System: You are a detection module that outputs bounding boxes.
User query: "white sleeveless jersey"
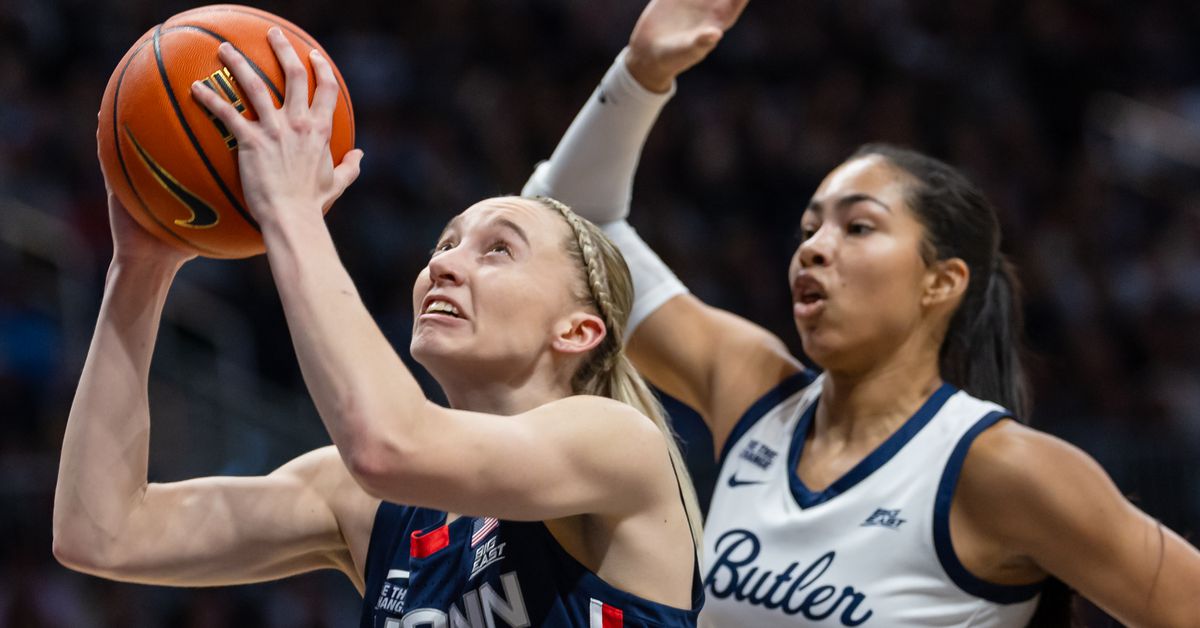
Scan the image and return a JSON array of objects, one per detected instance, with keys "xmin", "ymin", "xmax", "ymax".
[{"xmin": 699, "ymin": 373, "xmax": 1043, "ymax": 627}]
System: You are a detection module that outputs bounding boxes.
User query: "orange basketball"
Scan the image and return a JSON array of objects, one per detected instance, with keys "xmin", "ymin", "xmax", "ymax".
[{"xmin": 97, "ymin": 4, "xmax": 355, "ymax": 259}]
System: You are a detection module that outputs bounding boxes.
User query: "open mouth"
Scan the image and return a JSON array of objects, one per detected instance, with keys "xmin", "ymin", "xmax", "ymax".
[
  {"xmin": 798, "ymin": 289, "xmax": 825, "ymax": 305},
  {"xmin": 792, "ymin": 276, "xmax": 828, "ymax": 318},
  {"xmin": 423, "ymin": 299, "xmax": 464, "ymax": 318}
]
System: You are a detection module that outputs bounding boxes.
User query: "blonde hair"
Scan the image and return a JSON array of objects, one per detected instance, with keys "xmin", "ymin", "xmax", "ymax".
[{"xmin": 532, "ymin": 195, "xmax": 704, "ymax": 559}]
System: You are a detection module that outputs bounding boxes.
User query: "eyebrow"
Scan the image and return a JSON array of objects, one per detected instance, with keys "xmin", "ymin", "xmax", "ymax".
[
  {"xmin": 805, "ymin": 193, "xmax": 893, "ymax": 215},
  {"xmin": 438, "ymin": 215, "xmax": 532, "ymax": 248}
]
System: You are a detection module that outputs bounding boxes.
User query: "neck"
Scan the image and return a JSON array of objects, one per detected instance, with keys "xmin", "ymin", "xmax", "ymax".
[
  {"xmin": 431, "ymin": 358, "xmax": 576, "ymax": 416},
  {"xmin": 816, "ymin": 338, "xmax": 943, "ymax": 443}
]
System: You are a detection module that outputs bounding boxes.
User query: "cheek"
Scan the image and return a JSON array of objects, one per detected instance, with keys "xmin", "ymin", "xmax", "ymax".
[
  {"xmin": 412, "ymin": 269, "xmax": 431, "ymax": 312},
  {"xmin": 842, "ymin": 241, "xmax": 925, "ymax": 310}
]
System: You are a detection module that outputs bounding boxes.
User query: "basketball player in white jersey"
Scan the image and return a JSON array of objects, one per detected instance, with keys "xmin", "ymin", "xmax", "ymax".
[
  {"xmin": 50, "ymin": 7, "xmax": 736, "ymax": 625},
  {"xmin": 523, "ymin": 1, "xmax": 1200, "ymax": 624}
]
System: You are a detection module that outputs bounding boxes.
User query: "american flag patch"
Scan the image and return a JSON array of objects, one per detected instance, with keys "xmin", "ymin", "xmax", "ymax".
[{"xmin": 471, "ymin": 516, "xmax": 499, "ymax": 547}]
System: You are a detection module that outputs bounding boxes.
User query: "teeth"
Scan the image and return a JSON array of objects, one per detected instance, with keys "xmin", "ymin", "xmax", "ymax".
[{"xmin": 425, "ymin": 300, "xmax": 460, "ymax": 316}]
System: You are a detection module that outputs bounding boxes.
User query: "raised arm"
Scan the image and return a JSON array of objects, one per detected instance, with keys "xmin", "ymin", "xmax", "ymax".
[
  {"xmin": 52, "ymin": 193, "xmax": 377, "ymax": 590},
  {"xmin": 955, "ymin": 421, "xmax": 1200, "ymax": 627},
  {"xmin": 189, "ymin": 31, "xmax": 681, "ymax": 522},
  {"xmin": 521, "ymin": 0, "xmax": 802, "ymax": 450}
]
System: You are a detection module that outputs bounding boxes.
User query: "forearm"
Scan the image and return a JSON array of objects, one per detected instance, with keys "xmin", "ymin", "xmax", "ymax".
[
  {"xmin": 522, "ymin": 49, "xmax": 674, "ymax": 223},
  {"xmin": 53, "ymin": 259, "xmax": 179, "ymax": 565},
  {"xmin": 261, "ymin": 210, "xmax": 426, "ymax": 478}
]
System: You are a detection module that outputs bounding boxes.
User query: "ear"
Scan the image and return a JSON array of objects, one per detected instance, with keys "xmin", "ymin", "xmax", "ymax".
[
  {"xmin": 550, "ymin": 312, "xmax": 607, "ymax": 356},
  {"xmin": 922, "ymin": 257, "xmax": 969, "ymax": 309}
]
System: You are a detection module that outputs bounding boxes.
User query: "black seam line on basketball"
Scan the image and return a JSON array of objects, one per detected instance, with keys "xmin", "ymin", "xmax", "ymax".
[
  {"xmin": 206, "ymin": 7, "xmax": 356, "ymax": 146},
  {"xmin": 110, "ymin": 36, "xmax": 221, "ymax": 256},
  {"xmin": 125, "ymin": 126, "xmax": 220, "ymax": 229},
  {"xmin": 160, "ymin": 25, "xmax": 284, "ymax": 105},
  {"xmin": 152, "ymin": 23, "xmax": 261, "ymax": 232}
]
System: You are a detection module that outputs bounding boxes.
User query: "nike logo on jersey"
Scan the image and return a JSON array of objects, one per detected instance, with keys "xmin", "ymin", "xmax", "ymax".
[
  {"xmin": 728, "ymin": 473, "xmax": 765, "ymax": 488},
  {"xmin": 860, "ymin": 508, "xmax": 906, "ymax": 530}
]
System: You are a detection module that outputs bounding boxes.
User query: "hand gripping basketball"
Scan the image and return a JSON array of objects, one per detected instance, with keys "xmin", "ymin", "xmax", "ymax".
[
  {"xmin": 97, "ymin": 6, "xmax": 356, "ymax": 259},
  {"xmin": 190, "ymin": 28, "xmax": 363, "ymax": 232}
]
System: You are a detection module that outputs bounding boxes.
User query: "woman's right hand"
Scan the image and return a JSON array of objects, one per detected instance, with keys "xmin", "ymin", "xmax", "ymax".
[{"xmin": 626, "ymin": 0, "xmax": 750, "ymax": 92}]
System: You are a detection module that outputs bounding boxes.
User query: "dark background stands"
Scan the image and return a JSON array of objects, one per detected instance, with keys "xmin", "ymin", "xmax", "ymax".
[{"xmin": 1, "ymin": 1, "xmax": 1197, "ymax": 625}]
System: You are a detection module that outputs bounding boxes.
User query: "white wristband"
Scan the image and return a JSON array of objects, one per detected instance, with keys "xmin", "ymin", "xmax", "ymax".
[
  {"xmin": 522, "ymin": 48, "xmax": 675, "ymax": 223},
  {"xmin": 601, "ymin": 220, "xmax": 688, "ymax": 337}
]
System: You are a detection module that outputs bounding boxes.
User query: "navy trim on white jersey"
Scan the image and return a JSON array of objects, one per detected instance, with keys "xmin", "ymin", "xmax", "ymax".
[
  {"xmin": 718, "ymin": 370, "xmax": 816, "ymax": 465},
  {"xmin": 932, "ymin": 410, "xmax": 1045, "ymax": 604},
  {"xmin": 787, "ymin": 382, "xmax": 956, "ymax": 509}
]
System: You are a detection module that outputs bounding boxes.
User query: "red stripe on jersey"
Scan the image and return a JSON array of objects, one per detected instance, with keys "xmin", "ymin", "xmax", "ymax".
[
  {"xmin": 602, "ymin": 602, "xmax": 623, "ymax": 628},
  {"xmin": 410, "ymin": 525, "xmax": 449, "ymax": 558}
]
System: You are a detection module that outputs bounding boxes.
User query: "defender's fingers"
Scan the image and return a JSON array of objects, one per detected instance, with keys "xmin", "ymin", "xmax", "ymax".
[
  {"xmin": 216, "ymin": 42, "xmax": 279, "ymax": 122},
  {"xmin": 267, "ymin": 27, "xmax": 310, "ymax": 115},
  {"xmin": 309, "ymin": 49, "xmax": 339, "ymax": 120},
  {"xmin": 191, "ymin": 79, "xmax": 255, "ymax": 139}
]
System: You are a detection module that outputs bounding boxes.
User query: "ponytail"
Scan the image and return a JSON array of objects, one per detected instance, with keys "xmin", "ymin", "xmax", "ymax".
[
  {"xmin": 940, "ymin": 256, "xmax": 1030, "ymax": 418},
  {"xmin": 533, "ymin": 196, "xmax": 705, "ymax": 559}
]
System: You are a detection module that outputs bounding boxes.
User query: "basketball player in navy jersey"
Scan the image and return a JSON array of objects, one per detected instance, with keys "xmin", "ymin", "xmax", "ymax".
[
  {"xmin": 524, "ymin": 2, "xmax": 1200, "ymax": 624},
  {"xmin": 51, "ymin": 2, "xmax": 745, "ymax": 625}
]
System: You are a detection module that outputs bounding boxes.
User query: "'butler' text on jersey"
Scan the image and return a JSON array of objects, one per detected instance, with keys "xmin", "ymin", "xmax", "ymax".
[{"xmin": 698, "ymin": 372, "xmax": 1044, "ymax": 627}]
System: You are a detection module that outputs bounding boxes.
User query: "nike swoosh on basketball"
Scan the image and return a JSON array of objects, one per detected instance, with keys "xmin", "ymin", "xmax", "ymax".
[
  {"xmin": 728, "ymin": 473, "xmax": 765, "ymax": 488},
  {"xmin": 126, "ymin": 126, "xmax": 220, "ymax": 229}
]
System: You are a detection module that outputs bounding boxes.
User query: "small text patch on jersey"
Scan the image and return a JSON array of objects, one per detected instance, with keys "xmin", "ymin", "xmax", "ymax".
[
  {"xmin": 470, "ymin": 536, "xmax": 508, "ymax": 580},
  {"xmin": 738, "ymin": 439, "xmax": 778, "ymax": 469},
  {"xmin": 376, "ymin": 579, "xmax": 408, "ymax": 615},
  {"xmin": 860, "ymin": 509, "xmax": 905, "ymax": 530}
]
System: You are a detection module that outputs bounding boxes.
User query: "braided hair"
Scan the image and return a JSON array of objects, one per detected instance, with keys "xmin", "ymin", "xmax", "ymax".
[{"xmin": 533, "ymin": 195, "xmax": 705, "ymax": 555}]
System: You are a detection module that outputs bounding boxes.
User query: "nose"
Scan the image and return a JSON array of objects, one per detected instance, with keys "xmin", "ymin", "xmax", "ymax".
[
  {"xmin": 797, "ymin": 225, "xmax": 833, "ymax": 268},
  {"xmin": 427, "ymin": 246, "xmax": 466, "ymax": 286}
]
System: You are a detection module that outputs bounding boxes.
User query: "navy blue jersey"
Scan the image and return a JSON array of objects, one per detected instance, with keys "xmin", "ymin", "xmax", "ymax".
[{"xmin": 360, "ymin": 503, "xmax": 702, "ymax": 627}]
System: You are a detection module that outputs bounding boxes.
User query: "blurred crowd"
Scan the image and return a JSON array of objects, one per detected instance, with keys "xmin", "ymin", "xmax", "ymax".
[{"xmin": 2, "ymin": 0, "xmax": 1198, "ymax": 625}]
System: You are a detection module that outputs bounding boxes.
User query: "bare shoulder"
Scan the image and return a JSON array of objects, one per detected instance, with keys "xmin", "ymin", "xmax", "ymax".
[{"xmin": 956, "ymin": 420, "xmax": 1120, "ymax": 551}]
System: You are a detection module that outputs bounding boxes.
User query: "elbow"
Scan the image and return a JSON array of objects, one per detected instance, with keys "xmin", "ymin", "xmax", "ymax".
[
  {"xmin": 336, "ymin": 399, "xmax": 437, "ymax": 500},
  {"xmin": 343, "ymin": 438, "xmax": 412, "ymax": 500},
  {"xmin": 52, "ymin": 530, "xmax": 109, "ymax": 576},
  {"xmin": 51, "ymin": 513, "xmax": 127, "ymax": 577}
]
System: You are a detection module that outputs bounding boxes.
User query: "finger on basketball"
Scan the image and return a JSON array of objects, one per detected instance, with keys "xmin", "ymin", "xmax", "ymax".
[
  {"xmin": 217, "ymin": 42, "xmax": 277, "ymax": 121},
  {"xmin": 310, "ymin": 50, "xmax": 338, "ymax": 119},
  {"xmin": 190, "ymin": 80, "xmax": 253, "ymax": 138},
  {"xmin": 267, "ymin": 27, "xmax": 310, "ymax": 114}
]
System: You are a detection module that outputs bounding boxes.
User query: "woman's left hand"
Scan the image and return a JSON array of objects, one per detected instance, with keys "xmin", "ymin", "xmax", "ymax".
[{"xmin": 190, "ymin": 27, "xmax": 363, "ymax": 231}]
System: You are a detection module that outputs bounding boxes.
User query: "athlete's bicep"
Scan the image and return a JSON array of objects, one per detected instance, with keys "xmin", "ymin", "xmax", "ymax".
[
  {"xmin": 958, "ymin": 423, "xmax": 1200, "ymax": 627},
  {"xmin": 348, "ymin": 396, "xmax": 671, "ymax": 522},
  {"xmin": 628, "ymin": 294, "xmax": 804, "ymax": 452},
  {"xmin": 63, "ymin": 447, "xmax": 369, "ymax": 588}
]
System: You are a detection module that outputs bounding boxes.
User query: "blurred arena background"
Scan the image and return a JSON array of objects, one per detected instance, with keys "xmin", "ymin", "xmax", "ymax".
[{"xmin": 2, "ymin": 0, "xmax": 1198, "ymax": 625}]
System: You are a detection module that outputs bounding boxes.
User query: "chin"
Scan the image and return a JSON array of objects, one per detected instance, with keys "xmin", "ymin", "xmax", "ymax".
[{"xmin": 795, "ymin": 324, "xmax": 848, "ymax": 371}]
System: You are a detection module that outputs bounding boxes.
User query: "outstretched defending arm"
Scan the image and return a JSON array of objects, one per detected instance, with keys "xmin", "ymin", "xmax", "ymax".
[{"xmin": 523, "ymin": 0, "xmax": 802, "ymax": 451}]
